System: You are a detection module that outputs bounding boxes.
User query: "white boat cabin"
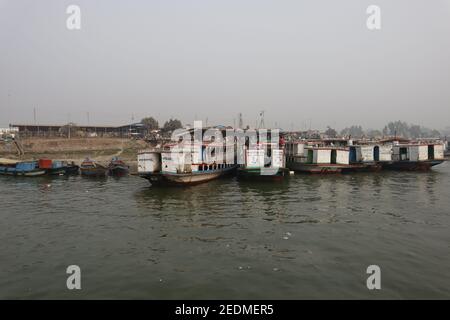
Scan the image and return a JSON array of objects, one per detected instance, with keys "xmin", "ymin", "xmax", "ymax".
[
  {"xmin": 285, "ymin": 142, "xmax": 349, "ymax": 165},
  {"xmin": 244, "ymin": 144, "xmax": 285, "ymax": 169},
  {"xmin": 138, "ymin": 142, "xmax": 236, "ymax": 175},
  {"xmin": 392, "ymin": 143, "xmax": 445, "ymax": 162},
  {"xmin": 349, "ymin": 145, "xmax": 392, "ymax": 163}
]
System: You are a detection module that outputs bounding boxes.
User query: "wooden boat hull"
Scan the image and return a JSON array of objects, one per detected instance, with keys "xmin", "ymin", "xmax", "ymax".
[
  {"xmin": 1, "ymin": 169, "xmax": 47, "ymax": 177},
  {"xmin": 108, "ymin": 165, "xmax": 129, "ymax": 176},
  {"xmin": 343, "ymin": 162, "xmax": 383, "ymax": 173},
  {"xmin": 80, "ymin": 160, "xmax": 107, "ymax": 177},
  {"xmin": 286, "ymin": 162, "xmax": 350, "ymax": 174},
  {"xmin": 140, "ymin": 165, "xmax": 237, "ymax": 186},
  {"xmin": 237, "ymin": 167, "xmax": 289, "ymax": 180},
  {"xmin": 22, "ymin": 170, "xmax": 47, "ymax": 177},
  {"xmin": 46, "ymin": 168, "xmax": 67, "ymax": 175},
  {"xmin": 0, "ymin": 163, "xmax": 46, "ymax": 177},
  {"xmin": 64, "ymin": 165, "xmax": 80, "ymax": 175},
  {"xmin": 382, "ymin": 160, "xmax": 444, "ymax": 171},
  {"xmin": 80, "ymin": 168, "xmax": 107, "ymax": 177}
]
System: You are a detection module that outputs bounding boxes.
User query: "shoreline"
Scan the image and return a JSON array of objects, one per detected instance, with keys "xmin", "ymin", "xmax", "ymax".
[{"xmin": 0, "ymin": 137, "xmax": 146, "ymax": 173}]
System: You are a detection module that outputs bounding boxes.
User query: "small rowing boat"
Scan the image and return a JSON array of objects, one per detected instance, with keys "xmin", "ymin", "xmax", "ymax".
[
  {"xmin": 80, "ymin": 158, "xmax": 107, "ymax": 177},
  {"xmin": 108, "ymin": 157, "xmax": 129, "ymax": 176},
  {"xmin": 0, "ymin": 159, "xmax": 46, "ymax": 177}
]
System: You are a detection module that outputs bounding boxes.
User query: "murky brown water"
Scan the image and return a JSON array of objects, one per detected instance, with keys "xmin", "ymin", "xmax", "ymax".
[{"xmin": 1, "ymin": 162, "xmax": 450, "ymax": 299}]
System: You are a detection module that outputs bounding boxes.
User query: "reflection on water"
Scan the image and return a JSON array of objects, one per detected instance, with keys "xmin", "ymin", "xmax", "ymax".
[{"xmin": 1, "ymin": 162, "xmax": 450, "ymax": 299}]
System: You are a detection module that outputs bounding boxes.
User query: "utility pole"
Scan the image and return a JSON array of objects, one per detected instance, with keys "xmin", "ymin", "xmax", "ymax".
[
  {"xmin": 238, "ymin": 113, "xmax": 243, "ymax": 129},
  {"xmin": 258, "ymin": 110, "xmax": 265, "ymax": 129},
  {"xmin": 34, "ymin": 107, "xmax": 40, "ymax": 137},
  {"xmin": 130, "ymin": 113, "xmax": 135, "ymax": 138},
  {"xmin": 67, "ymin": 113, "xmax": 71, "ymax": 139}
]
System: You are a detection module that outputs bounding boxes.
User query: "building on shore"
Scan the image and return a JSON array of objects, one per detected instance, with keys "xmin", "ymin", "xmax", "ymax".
[
  {"xmin": 0, "ymin": 127, "xmax": 19, "ymax": 136},
  {"xmin": 9, "ymin": 123, "xmax": 147, "ymax": 138}
]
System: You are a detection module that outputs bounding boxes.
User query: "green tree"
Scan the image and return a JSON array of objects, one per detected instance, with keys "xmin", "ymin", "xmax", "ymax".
[
  {"xmin": 367, "ymin": 129, "xmax": 383, "ymax": 139},
  {"xmin": 162, "ymin": 118, "xmax": 183, "ymax": 133},
  {"xmin": 141, "ymin": 117, "xmax": 159, "ymax": 131},
  {"xmin": 340, "ymin": 125, "xmax": 365, "ymax": 138},
  {"xmin": 324, "ymin": 126, "xmax": 337, "ymax": 138},
  {"xmin": 383, "ymin": 121, "xmax": 409, "ymax": 138}
]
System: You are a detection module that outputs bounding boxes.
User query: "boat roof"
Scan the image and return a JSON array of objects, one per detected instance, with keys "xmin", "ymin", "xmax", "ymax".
[
  {"xmin": 306, "ymin": 146, "xmax": 349, "ymax": 151},
  {"xmin": 0, "ymin": 158, "xmax": 20, "ymax": 165}
]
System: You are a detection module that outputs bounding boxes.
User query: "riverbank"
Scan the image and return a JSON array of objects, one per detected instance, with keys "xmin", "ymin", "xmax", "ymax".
[{"xmin": 0, "ymin": 138, "xmax": 148, "ymax": 172}]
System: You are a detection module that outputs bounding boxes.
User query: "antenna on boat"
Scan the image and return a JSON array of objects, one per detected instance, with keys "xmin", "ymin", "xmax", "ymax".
[{"xmin": 258, "ymin": 110, "xmax": 265, "ymax": 129}]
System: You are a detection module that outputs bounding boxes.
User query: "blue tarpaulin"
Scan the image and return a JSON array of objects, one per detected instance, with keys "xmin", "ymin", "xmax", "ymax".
[
  {"xmin": 52, "ymin": 161, "xmax": 64, "ymax": 168},
  {"xmin": 16, "ymin": 162, "xmax": 37, "ymax": 171}
]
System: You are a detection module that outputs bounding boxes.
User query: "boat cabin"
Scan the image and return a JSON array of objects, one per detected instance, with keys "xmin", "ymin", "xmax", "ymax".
[
  {"xmin": 392, "ymin": 143, "xmax": 445, "ymax": 162},
  {"xmin": 138, "ymin": 141, "xmax": 236, "ymax": 175},
  {"xmin": 286, "ymin": 141, "xmax": 349, "ymax": 165},
  {"xmin": 243, "ymin": 144, "xmax": 285, "ymax": 169},
  {"xmin": 349, "ymin": 145, "xmax": 392, "ymax": 163}
]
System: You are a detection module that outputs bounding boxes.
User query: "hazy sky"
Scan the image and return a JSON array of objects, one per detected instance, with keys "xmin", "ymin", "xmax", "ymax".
[{"xmin": 1, "ymin": 0, "xmax": 450, "ymax": 130}]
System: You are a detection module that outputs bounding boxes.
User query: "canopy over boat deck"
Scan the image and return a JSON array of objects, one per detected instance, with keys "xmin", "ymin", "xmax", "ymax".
[{"xmin": 0, "ymin": 158, "xmax": 20, "ymax": 165}]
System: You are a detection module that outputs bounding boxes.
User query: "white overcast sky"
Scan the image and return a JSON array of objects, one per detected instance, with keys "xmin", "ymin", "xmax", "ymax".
[{"xmin": 1, "ymin": 0, "xmax": 450, "ymax": 130}]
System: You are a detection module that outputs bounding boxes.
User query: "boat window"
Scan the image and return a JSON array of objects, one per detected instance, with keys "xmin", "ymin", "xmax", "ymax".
[
  {"xmin": 400, "ymin": 147, "xmax": 408, "ymax": 161},
  {"xmin": 428, "ymin": 145, "xmax": 435, "ymax": 160}
]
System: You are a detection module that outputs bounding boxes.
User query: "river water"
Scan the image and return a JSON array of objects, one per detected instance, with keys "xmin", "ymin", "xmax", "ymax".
[{"xmin": 1, "ymin": 162, "xmax": 450, "ymax": 299}]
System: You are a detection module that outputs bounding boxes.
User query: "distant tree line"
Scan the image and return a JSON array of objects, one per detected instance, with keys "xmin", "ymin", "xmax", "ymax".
[
  {"xmin": 326, "ymin": 121, "xmax": 443, "ymax": 139},
  {"xmin": 140, "ymin": 117, "xmax": 183, "ymax": 134}
]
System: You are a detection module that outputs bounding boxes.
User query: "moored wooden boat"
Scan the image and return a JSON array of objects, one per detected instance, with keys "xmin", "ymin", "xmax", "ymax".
[
  {"xmin": 138, "ymin": 141, "xmax": 238, "ymax": 186},
  {"xmin": 382, "ymin": 143, "xmax": 446, "ymax": 171},
  {"xmin": 80, "ymin": 158, "xmax": 107, "ymax": 177},
  {"xmin": 285, "ymin": 142, "xmax": 353, "ymax": 174},
  {"xmin": 142, "ymin": 164, "xmax": 237, "ymax": 186},
  {"xmin": 237, "ymin": 143, "xmax": 289, "ymax": 180},
  {"xmin": 237, "ymin": 166, "xmax": 290, "ymax": 180},
  {"xmin": 382, "ymin": 159, "xmax": 444, "ymax": 171},
  {"xmin": 108, "ymin": 157, "xmax": 129, "ymax": 176},
  {"xmin": 345, "ymin": 144, "xmax": 391, "ymax": 172},
  {"xmin": 64, "ymin": 163, "xmax": 80, "ymax": 175},
  {"xmin": 42, "ymin": 159, "xmax": 65, "ymax": 175},
  {"xmin": 0, "ymin": 160, "xmax": 46, "ymax": 177},
  {"xmin": 35, "ymin": 159, "xmax": 80, "ymax": 176}
]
